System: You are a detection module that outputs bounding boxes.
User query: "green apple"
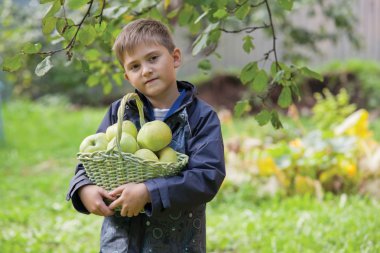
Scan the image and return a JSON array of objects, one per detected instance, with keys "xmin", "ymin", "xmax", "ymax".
[
  {"xmin": 137, "ymin": 120, "xmax": 172, "ymax": 152},
  {"xmin": 107, "ymin": 133, "xmax": 139, "ymax": 153},
  {"xmin": 79, "ymin": 133, "xmax": 108, "ymax": 153},
  {"xmin": 134, "ymin": 148, "xmax": 159, "ymax": 161},
  {"xmin": 157, "ymin": 147, "xmax": 178, "ymax": 163},
  {"xmin": 105, "ymin": 120, "xmax": 138, "ymax": 141}
]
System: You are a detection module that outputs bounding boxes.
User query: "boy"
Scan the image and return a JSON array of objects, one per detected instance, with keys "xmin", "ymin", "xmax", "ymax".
[{"xmin": 66, "ymin": 19, "xmax": 225, "ymax": 252}]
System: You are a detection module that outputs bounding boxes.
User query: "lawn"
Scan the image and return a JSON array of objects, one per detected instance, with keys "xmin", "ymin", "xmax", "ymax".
[{"xmin": 0, "ymin": 99, "xmax": 379, "ymax": 252}]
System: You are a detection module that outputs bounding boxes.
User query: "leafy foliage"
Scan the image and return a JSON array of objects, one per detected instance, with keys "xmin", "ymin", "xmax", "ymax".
[
  {"xmin": 223, "ymin": 90, "xmax": 380, "ymax": 197},
  {"xmin": 0, "ymin": 0, "xmax": 358, "ymax": 128},
  {"xmin": 312, "ymin": 88, "xmax": 356, "ymax": 130}
]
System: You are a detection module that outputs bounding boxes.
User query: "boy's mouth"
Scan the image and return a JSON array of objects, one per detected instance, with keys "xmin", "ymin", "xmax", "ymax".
[{"xmin": 145, "ymin": 78, "xmax": 158, "ymax": 84}]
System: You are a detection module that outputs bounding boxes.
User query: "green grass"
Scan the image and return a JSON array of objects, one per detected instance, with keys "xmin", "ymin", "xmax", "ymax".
[
  {"xmin": 1, "ymin": 99, "xmax": 379, "ymax": 252},
  {"xmin": 369, "ymin": 117, "xmax": 380, "ymax": 142},
  {"xmin": 208, "ymin": 183, "xmax": 380, "ymax": 252}
]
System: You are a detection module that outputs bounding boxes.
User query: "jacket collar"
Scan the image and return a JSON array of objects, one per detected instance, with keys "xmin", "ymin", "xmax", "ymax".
[{"xmin": 132, "ymin": 81, "xmax": 196, "ymax": 121}]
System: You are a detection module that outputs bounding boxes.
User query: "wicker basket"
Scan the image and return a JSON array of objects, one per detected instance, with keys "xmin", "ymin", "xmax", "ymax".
[{"xmin": 77, "ymin": 93, "xmax": 189, "ymax": 192}]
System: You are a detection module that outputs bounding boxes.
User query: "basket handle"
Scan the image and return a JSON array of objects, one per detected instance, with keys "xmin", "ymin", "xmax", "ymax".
[{"xmin": 115, "ymin": 93, "xmax": 145, "ymax": 152}]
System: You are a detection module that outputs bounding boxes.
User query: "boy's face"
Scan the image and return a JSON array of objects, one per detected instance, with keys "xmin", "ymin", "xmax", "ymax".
[{"xmin": 122, "ymin": 43, "xmax": 181, "ymax": 107}]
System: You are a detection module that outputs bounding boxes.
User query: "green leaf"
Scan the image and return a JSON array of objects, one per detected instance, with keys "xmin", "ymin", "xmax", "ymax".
[
  {"xmin": 42, "ymin": 16, "xmax": 57, "ymax": 35},
  {"xmin": 95, "ymin": 22, "xmax": 107, "ymax": 34},
  {"xmin": 270, "ymin": 61, "xmax": 288, "ymax": 76},
  {"xmin": 39, "ymin": 0, "xmax": 55, "ymax": 4},
  {"xmin": 235, "ymin": 4, "xmax": 250, "ymax": 20},
  {"xmin": 204, "ymin": 22, "xmax": 220, "ymax": 33},
  {"xmin": 112, "ymin": 73, "xmax": 123, "ymax": 86},
  {"xmin": 80, "ymin": 60, "xmax": 90, "ymax": 73},
  {"xmin": 148, "ymin": 7, "xmax": 162, "ymax": 20},
  {"xmin": 278, "ymin": 86, "xmax": 292, "ymax": 108},
  {"xmin": 178, "ymin": 4, "xmax": 193, "ymax": 26},
  {"xmin": 290, "ymin": 85, "xmax": 301, "ymax": 101},
  {"xmin": 216, "ymin": 0, "xmax": 229, "ymax": 8},
  {"xmin": 67, "ymin": 0, "xmax": 88, "ymax": 10},
  {"xmin": 243, "ymin": 35, "xmax": 254, "ymax": 53},
  {"xmin": 56, "ymin": 18, "xmax": 66, "ymax": 35},
  {"xmin": 194, "ymin": 10, "xmax": 209, "ymax": 24},
  {"xmin": 56, "ymin": 18, "xmax": 74, "ymax": 35},
  {"xmin": 300, "ymin": 66, "xmax": 323, "ymax": 81},
  {"xmin": 85, "ymin": 49, "xmax": 101, "ymax": 61},
  {"xmin": 167, "ymin": 8, "xmax": 180, "ymax": 19},
  {"xmin": 192, "ymin": 33, "xmax": 208, "ymax": 56},
  {"xmin": 93, "ymin": 0, "xmax": 106, "ymax": 17},
  {"xmin": 272, "ymin": 69, "xmax": 285, "ymax": 84},
  {"xmin": 240, "ymin": 62, "xmax": 258, "ymax": 84},
  {"xmin": 213, "ymin": 9, "xmax": 228, "ymax": 19},
  {"xmin": 103, "ymin": 77, "xmax": 113, "ymax": 94},
  {"xmin": 62, "ymin": 26, "xmax": 76, "ymax": 41},
  {"xmin": 213, "ymin": 52, "xmax": 222, "ymax": 60},
  {"xmin": 78, "ymin": 25, "xmax": 97, "ymax": 46},
  {"xmin": 251, "ymin": 70, "xmax": 268, "ymax": 93},
  {"xmin": 35, "ymin": 56, "xmax": 53, "ymax": 77},
  {"xmin": 208, "ymin": 30, "xmax": 221, "ymax": 44},
  {"xmin": 45, "ymin": 0, "xmax": 62, "ymax": 17},
  {"xmin": 271, "ymin": 111, "xmax": 283, "ymax": 129},
  {"xmin": 198, "ymin": 59, "xmax": 212, "ymax": 71},
  {"xmin": 87, "ymin": 75, "xmax": 99, "ymax": 87},
  {"xmin": 192, "ymin": 22, "xmax": 219, "ymax": 48},
  {"xmin": 255, "ymin": 109, "xmax": 271, "ymax": 126},
  {"xmin": 234, "ymin": 100, "xmax": 251, "ymax": 117},
  {"xmin": 22, "ymin": 43, "xmax": 42, "ymax": 54},
  {"xmin": 277, "ymin": 0, "xmax": 293, "ymax": 11},
  {"xmin": 2, "ymin": 55, "xmax": 23, "ymax": 72}
]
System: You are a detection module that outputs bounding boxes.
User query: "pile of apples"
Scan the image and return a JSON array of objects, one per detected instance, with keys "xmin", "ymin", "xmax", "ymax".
[{"xmin": 79, "ymin": 120, "xmax": 178, "ymax": 163}]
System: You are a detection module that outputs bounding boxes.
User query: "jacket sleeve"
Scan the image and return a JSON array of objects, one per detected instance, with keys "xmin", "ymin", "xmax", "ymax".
[
  {"xmin": 66, "ymin": 104, "xmax": 115, "ymax": 214},
  {"xmin": 144, "ymin": 108, "xmax": 225, "ymax": 216}
]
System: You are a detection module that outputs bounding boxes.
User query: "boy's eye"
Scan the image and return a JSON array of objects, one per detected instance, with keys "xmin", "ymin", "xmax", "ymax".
[
  {"xmin": 130, "ymin": 64, "xmax": 140, "ymax": 71},
  {"xmin": 149, "ymin": 55, "xmax": 158, "ymax": 62}
]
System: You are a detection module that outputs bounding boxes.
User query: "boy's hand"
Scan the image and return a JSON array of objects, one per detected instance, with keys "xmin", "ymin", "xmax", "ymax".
[
  {"xmin": 108, "ymin": 183, "xmax": 151, "ymax": 217},
  {"xmin": 78, "ymin": 185, "xmax": 115, "ymax": 217}
]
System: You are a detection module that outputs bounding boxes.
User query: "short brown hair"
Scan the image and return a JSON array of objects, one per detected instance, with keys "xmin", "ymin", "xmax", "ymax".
[{"xmin": 113, "ymin": 19, "xmax": 176, "ymax": 66}]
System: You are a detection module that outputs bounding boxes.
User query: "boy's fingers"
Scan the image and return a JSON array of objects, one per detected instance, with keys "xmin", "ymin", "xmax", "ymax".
[
  {"xmin": 120, "ymin": 206, "xmax": 128, "ymax": 217},
  {"xmin": 99, "ymin": 188, "xmax": 116, "ymax": 200},
  {"xmin": 99, "ymin": 203, "xmax": 114, "ymax": 216},
  {"xmin": 108, "ymin": 198, "xmax": 122, "ymax": 210},
  {"xmin": 109, "ymin": 185, "xmax": 125, "ymax": 196}
]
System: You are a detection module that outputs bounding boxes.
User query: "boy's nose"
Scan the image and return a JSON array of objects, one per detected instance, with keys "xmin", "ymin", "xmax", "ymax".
[{"xmin": 142, "ymin": 66, "xmax": 153, "ymax": 76}]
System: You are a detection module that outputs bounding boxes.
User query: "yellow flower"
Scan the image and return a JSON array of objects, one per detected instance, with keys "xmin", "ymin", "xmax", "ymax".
[
  {"xmin": 123, "ymin": 15, "xmax": 134, "ymax": 22},
  {"xmin": 334, "ymin": 109, "xmax": 372, "ymax": 138},
  {"xmin": 340, "ymin": 160, "xmax": 357, "ymax": 178},
  {"xmin": 257, "ymin": 157, "xmax": 277, "ymax": 177},
  {"xmin": 289, "ymin": 138, "xmax": 303, "ymax": 148}
]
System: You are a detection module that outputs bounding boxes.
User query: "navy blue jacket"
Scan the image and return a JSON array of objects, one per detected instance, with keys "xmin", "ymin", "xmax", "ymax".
[{"xmin": 66, "ymin": 81, "xmax": 225, "ymax": 252}]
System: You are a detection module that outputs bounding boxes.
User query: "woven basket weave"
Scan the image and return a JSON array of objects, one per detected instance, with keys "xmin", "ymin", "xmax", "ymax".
[{"xmin": 77, "ymin": 93, "xmax": 189, "ymax": 192}]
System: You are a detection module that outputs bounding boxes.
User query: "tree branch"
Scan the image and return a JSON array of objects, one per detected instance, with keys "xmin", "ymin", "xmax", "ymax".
[
  {"xmin": 228, "ymin": 0, "xmax": 265, "ymax": 13},
  {"xmin": 38, "ymin": 0, "xmax": 94, "ymax": 57},
  {"xmin": 264, "ymin": 0, "xmax": 280, "ymax": 71},
  {"xmin": 251, "ymin": 1, "xmax": 282, "ymax": 107},
  {"xmin": 95, "ymin": 0, "xmax": 106, "ymax": 24},
  {"xmin": 228, "ymin": 0, "xmax": 249, "ymax": 13},
  {"xmin": 131, "ymin": 5, "xmax": 156, "ymax": 16},
  {"xmin": 251, "ymin": 1, "xmax": 266, "ymax": 8},
  {"xmin": 220, "ymin": 24, "xmax": 269, "ymax": 33}
]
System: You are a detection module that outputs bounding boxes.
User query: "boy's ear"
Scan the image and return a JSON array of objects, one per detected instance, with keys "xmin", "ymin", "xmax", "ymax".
[
  {"xmin": 124, "ymin": 73, "xmax": 129, "ymax": 81},
  {"xmin": 172, "ymin": 48, "xmax": 182, "ymax": 68}
]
